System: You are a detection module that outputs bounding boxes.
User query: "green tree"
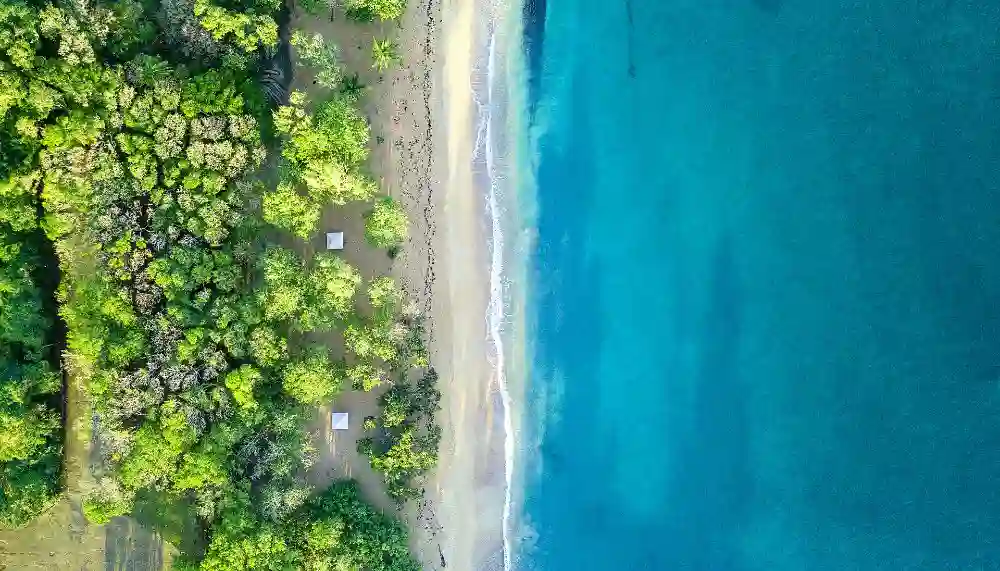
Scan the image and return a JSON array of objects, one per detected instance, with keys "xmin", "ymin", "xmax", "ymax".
[
  {"xmin": 281, "ymin": 346, "xmax": 342, "ymax": 404},
  {"xmin": 301, "ymin": 160, "xmax": 377, "ymax": 205},
  {"xmin": 0, "ymin": 463, "xmax": 60, "ymax": 528},
  {"xmin": 118, "ymin": 401, "xmax": 197, "ymax": 490},
  {"xmin": 224, "ymin": 365, "xmax": 261, "ymax": 411},
  {"xmin": 300, "ymin": 253, "xmax": 361, "ymax": 329},
  {"xmin": 273, "ymin": 92, "xmax": 375, "ymax": 207},
  {"xmin": 346, "ymin": 362, "xmax": 385, "ymax": 392},
  {"xmin": 199, "ymin": 491, "xmax": 301, "ymax": 571},
  {"xmin": 313, "ymin": 96, "xmax": 371, "ymax": 168},
  {"xmin": 262, "ymin": 182, "xmax": 320, "ymax": 239},
  {"xmin": 344, "ymin": 0, "xmax": 407, "ymax": 22},
  {"xmin": 260, "ymin": 247, "xmax": 306, "ymax": 322},
  {"xmin": 193, "ymin": 0, "xmax": 278, "ymax": 53},
  {"xmin": 82, "ymin": 478, "xmax": 134, "ymax": 525},
  {"xmin": 364, "ymin": 196, "xmax": 408, "ymax": 248},
  {"xmin": 0, "ymin": 407, "xmax": 57, "ymax": 462},
  {"xmin": 290, "ymin": 30, "xmax": 341, "ymax": 89},
  {"xmin": 249, "ymin": 326, "xmax": 288, "ymax": 368},
  {"xmin": 305, "ymin": 481, "xmax": 419, "ymax": 570},
  {"xmin": 174, "ymin": 426, "xmax": 237, "ymax": 493}
]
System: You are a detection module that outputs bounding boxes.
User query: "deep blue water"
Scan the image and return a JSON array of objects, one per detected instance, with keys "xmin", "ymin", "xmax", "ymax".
[{"xmin": 517, "ymin": 1, "xmax": 1000, "ymax": 569}]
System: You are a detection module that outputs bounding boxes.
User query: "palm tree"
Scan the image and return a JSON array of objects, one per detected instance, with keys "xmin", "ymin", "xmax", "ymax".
[
  {"xmin": 371, "ymin": 38, "xmax": 400, "ymax": 72},
  {"xmin": 127, "ymin": 54, "xmax": 172, "ymax": 86}
]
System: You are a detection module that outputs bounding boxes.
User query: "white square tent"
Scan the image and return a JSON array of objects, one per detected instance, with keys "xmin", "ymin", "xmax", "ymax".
[
  {"xmin": 331, "ymin": 412, "xmax": 349, "ymax": 431},
  {"xmin": 326, "ymin": 231, "xmax": 344, "ymax": 250}
]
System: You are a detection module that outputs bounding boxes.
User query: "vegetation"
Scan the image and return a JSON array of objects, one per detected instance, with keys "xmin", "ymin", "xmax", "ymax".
[
  {"xmin": 359, "ymin": 369, "xmax": 440, "ymax": 502},
  {"xmin": 264, "ymin": 91, "xmax": 376, "ymax": 238},
  {"xmin": 371, "ymin": 38, "xmax": 401, "ymax": 72},
  {"xmin": 340, "ymin": 72, "xmax": 367, "ymax": 102},
  {"xmin": 0, "ymin": 1, "xmax": 66, "ymax": 526},
  {"xmin": 290, "ymin": 30, "xmax": 341, "ymax": 90},
  {"xmin": 353, "ymin": 278, "xmax": 438, "ymax": 502},
  {"xmin": 0, "ymin": 0, "xmax": 437, "ymax": 563},
  {"xmin": 365, "ymin": 196, "xmax": 409, "ymax": 248},
  {"xmin": 344, "ymin": 0, "xmax": 406, "ymax": 22},
  {"xmin": 0, "ymin": 231, "xmax": 62, "ymax": 527}
]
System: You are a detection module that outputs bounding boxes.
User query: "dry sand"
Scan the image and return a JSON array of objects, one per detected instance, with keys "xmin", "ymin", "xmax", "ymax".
[{"xmin": 411, "ymin": 0, "xmax": 509, "ymax": 568}]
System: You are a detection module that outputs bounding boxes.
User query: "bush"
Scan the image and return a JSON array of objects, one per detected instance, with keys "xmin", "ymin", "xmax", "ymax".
[
  {"xmin": 364, "ymin": 197, "xmax": 408, "ymax": 248},
  {"xmin": 0, "ymin": 462, "xmax": 60, "ymax": 528},
  {"xmin": 344, "ymin": 0, "xmax": 406, "ymax": 21},
  {"xmin": 83, "ymin": 480, "xmax": 134, "ymax": 525},
  {"xmin": 371, "ymin": 38, "xmax": 401, "ymax": 72}
]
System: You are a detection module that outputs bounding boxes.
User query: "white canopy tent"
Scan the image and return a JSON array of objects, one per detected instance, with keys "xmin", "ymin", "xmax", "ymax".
[
  {"xmin": 326, "ymin": 231, "xmax": 344, "ymax": 250},
  {"xmin": 331, "ymin": 412, "xmax": 349, "ymax": 431}
]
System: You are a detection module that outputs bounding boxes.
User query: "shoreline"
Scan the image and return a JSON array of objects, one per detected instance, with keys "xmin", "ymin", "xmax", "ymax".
[
  {"xmin": 406, "ymin": 0, "xmax": 509, "ymax": 568},
  {"xmin": 392, "ymin": 0, "xmax": 512, "ymax": 568}
]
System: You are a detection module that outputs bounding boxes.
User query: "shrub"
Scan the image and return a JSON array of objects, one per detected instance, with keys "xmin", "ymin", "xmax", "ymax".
[
  {"xmin": 281, "ymin": 346, "xmax": 342, "ymax": 404},
  {"xmin": 364, "ymin": 197, "xmax": 408, "ymax": 248},
  {"xmin": 344, "ymin": 0, "xmax": 406, "ymax": 21},
  {"xmin": 371, "ymin": 37, "xmax": 401, "ymax": 71},
  {"xmin": 290, "ymin": 30, "xmax": 341, "ymax": 89}
]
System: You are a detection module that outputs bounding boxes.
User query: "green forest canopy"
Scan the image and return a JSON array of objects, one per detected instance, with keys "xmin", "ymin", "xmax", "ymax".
[{"xmin": 0, "ymin": 0, "xmax": 434, "ymax": 567}]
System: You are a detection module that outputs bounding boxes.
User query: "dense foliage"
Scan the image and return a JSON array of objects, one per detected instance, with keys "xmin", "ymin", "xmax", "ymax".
[
  {"xmin": 365, "ymin": 196, "xmax": 408, "ymax": 248},
  {"xmin": 354, "ymin": 278, "xmax": 438, "ymax": 502},
  {"xmin": 0, "ymin": 1, "xmax": 67, "ymax": 527},
  {"xmin": 180, "ymin": 480, "xmax": 417, "ymax": 571},
  {"xmin": 344, "ymin": 0, "xmax": 406, "ymax": 22},
  {"xmin": 359, "ymin": 369, "xmax": 439, "ymax": 502},
  {"xmin": 0, "ymin": 228, "xmax": 62, "ymax": 527},
  {"xmin": 0, "ymin": 0, "xmax": 433, "ymax": 566},
  {"xmin": 263, "ymin": 91, "xmax": 376, "ymax": 238}
]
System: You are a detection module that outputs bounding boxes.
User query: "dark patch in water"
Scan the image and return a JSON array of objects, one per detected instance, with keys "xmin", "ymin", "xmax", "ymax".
[
  {"xmin": 753, "ymin": 0, "xmax": 783, "ymax": 14},
  {"xmin": 661, "ymin": 234, "xmax": 752, "ymax": 568},
  {"xmin": 625, "ymin": 0, "xmax": 636, "ymax": 78},
  {"xmin": 522, "ymin": 0, "xmax": 546, "ymax": 111}
]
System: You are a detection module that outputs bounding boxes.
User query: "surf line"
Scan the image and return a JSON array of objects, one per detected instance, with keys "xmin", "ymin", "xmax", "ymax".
[{"xmin": 474, "ymin": 20, "xmax": 517, "ymax": 571}]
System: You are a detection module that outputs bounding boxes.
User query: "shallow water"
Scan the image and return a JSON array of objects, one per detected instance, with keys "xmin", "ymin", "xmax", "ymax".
[{"xmin": 515, "ymin": 0, "xmax": 1000, "ymax": 569}]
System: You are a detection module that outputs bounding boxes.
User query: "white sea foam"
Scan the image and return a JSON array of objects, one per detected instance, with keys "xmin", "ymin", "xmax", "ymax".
[
  {"xmin": 472, "ymin": 9, "xmax": 514, "ymax": 571},
  {"xmin": 475, "ymin": 30, "xmax": 514, "ymax": 571},
  {"xmin": 471, "ymin": 1, "xmax": 534, "ymax": 568}
]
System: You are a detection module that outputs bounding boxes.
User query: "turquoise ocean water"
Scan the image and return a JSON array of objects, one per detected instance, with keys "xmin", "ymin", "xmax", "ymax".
[{"xmin": 508, "ymin": 0, "xmax": 1000, "ymax": 569}]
